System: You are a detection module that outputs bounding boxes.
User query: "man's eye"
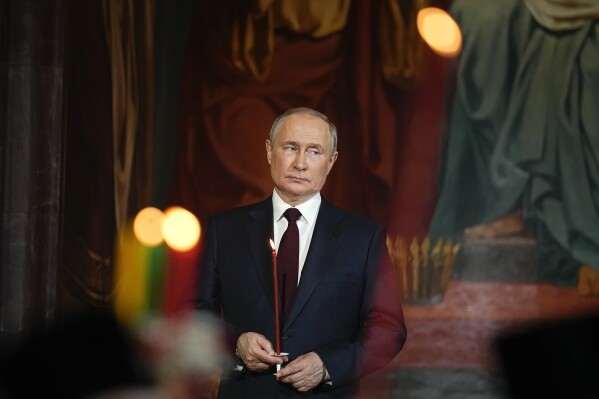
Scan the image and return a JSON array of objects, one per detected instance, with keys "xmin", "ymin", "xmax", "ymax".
[
  {"xmin": 307, "ymin": 149, "xmax": 320, "ymax": 156},
  {"xmin": 283, "ymin": 146, "xmax": 297, "ymax": 152}
]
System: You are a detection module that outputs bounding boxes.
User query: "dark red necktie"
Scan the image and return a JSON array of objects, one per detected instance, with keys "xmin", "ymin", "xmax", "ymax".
[{"xmin": 278, "ymin": 208, "xmax": 301, "ymax": 317}]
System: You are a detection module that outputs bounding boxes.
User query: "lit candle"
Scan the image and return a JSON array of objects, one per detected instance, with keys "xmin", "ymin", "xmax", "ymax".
[
  {"xmin": 162, "ymin": 207, "xmax": 201, "ymax": 317},
  {"xmin": 147, "ymin": 243, "xmax": 166, "ymax": 313},
  {"xmin": 114, "ymin": 223, "xmax": 148, "ymax": 327},
  {"xmin": 269, "ymin": 239, "xmax": 281, "ymax": 355}
]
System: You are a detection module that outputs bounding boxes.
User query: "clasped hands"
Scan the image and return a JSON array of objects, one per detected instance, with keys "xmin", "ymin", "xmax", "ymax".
[{"xmin": 236, "ymin": 332, "xmax": 325, "ymax": 392}]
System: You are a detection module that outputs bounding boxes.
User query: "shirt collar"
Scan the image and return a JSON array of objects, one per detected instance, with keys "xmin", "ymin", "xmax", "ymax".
[{"xmin": 272, "ymin": 190, "xmax": 321, "ymax": 226}]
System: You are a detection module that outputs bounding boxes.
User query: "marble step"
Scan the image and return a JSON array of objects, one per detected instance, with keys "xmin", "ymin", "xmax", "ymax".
[
  {"xmin": 394, "ymin": 281, "xmax": 599, "ymax": 369},
  {"xmin": 361, "ymin": 367, "xmax": 509, "ymax": 399}
]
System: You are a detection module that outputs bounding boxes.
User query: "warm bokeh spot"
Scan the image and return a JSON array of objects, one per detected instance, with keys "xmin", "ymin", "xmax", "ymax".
[
  {"xmin": 162, "ymin": 206, "xmax": 201, "ymax": 252},
  {"xmin": 133, "ymin": 207, "xmax": 165, "ymax": 247},
  {"xmin": 417, "ymin": 7, "xmax": 462, "ymax": 57}
]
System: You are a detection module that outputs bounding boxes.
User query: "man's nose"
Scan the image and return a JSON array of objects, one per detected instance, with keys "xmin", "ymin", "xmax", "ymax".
[{"xmin": 293, "ymin": 152, "xmax": 307, "ymax": 171}]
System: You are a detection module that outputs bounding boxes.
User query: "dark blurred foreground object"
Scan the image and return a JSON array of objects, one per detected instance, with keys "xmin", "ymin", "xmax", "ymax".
[
  {"xmin": 0, "ymin": 311, "xmax": 153, "ymax": 399},
  {"xmin": 495, "ymin": 313, "xmax": 599, "ymax": 399}
]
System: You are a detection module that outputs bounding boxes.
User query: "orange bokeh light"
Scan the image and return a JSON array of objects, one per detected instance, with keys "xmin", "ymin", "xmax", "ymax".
[
  {"xmin": 133, "ymin": 207, "xmax": 165, "ymax": 247},
  {"xmin": 162, "ymin": 206, "xmax": 201, "ymax": 252},
  {"xmin": 417, "ymin": 7, "xmax": 462, "ymax": 58}
]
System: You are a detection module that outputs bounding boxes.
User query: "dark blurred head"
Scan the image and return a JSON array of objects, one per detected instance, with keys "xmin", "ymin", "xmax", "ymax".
[
  {"xmin": 495, "ymin": 312, "xmax": 599, "ymax": 399},
  {"xmin": 0, "ymin": 311, "xmax": 153, "ymax": 399}
]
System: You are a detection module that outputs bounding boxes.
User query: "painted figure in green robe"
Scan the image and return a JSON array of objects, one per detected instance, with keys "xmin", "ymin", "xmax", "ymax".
[{"xmin": 429, "ymin": 0, "xmax": 599, "ymax": 291}]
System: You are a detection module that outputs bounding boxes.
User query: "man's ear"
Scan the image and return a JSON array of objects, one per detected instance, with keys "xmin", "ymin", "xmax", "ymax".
[
  {"xmin": 327, "ymin": 151, "xmax": 338, "ymax": 174},
  {"xmin": 266, "ymin": 140, "xmax": 272, "ymax": 164}
]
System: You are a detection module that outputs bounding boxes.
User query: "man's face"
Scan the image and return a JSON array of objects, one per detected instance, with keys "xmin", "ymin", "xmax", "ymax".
[{"xmin": 266, "ymin": 114, "xmax": 338, "ymax": 206}]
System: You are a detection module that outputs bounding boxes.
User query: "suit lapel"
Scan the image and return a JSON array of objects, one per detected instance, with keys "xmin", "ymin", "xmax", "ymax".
[
  {"xmin": 283, "ymin": 199, "xmax": 345, "ymax": 329},
  {"xmin": 245, "ymin": 199, "xmax": 276, "ymax": 312}
]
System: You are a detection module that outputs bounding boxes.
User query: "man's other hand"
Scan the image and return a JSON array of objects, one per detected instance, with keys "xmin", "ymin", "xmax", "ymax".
[{"xmin": 276, "ymin": 351, "xmax": 325, "ymax": 392}]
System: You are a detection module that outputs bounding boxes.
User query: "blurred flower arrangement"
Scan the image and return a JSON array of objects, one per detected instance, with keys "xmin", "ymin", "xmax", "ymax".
[{"xmin": 133, "ymin": 312, "xmax": 230, "ymax": 399}]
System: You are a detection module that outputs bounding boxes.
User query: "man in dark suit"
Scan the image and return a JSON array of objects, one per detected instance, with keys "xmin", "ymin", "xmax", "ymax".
[{"xmin": 197, "ymin": 107, "xmax": 406, "ymax": 397}]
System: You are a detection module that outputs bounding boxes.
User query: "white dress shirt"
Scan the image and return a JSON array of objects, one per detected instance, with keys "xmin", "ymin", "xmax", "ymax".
[{"xmin": 272, "ymin": 190, "xmax": 321, "ymax": 285}]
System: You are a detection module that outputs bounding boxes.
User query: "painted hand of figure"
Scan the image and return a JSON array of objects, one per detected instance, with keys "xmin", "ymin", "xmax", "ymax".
[
  {"xmin": 236, "ymin": 332, "xmax": 285, "ymax": 372},
  {"xmin": 276, "ymin": 351, "xmax": 325, "ymax": 392}
]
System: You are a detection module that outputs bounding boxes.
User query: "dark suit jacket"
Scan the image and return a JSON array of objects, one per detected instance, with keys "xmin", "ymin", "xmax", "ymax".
[{"xmin": 197, "ymin": 197, "xmax": 407, "ymax": 398}]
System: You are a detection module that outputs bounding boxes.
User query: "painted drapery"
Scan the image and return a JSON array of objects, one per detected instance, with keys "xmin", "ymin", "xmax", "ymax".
[
  {"xmin": 62, "ymin": 0, "xmax": 153, "ymax": 307},
  {"xmin": 168, "ymin": 0, "xmax": 436, "ymax": 231}
]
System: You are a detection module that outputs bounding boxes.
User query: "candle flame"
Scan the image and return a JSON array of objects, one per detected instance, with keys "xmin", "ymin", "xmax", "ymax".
[
  {"xmin": 269, "ymin": 239, "xmax": 276, "ymax": 251},
  {"xmin": 417, "ymin": 7, "xmax": 462, "ymax": 57},
  {"xmin": 133, "ymin": 207, "xmax": 165, "ymax": 247},
  {"xmin": 162, "ymin": 206, "xmax": 201, "ymax": 252}
]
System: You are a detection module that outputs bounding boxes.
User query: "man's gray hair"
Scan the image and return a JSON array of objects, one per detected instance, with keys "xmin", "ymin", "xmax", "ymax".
[{"xmin": 268, "ymin": 107, "xmax": 338, "ymax": 154}]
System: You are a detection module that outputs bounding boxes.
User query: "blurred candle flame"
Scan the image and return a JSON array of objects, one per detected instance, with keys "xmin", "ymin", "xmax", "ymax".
[
  {"xmin": 162, "ymin": 206, "xmax": 201, "ymax": 252},
  {"xmin": 417, "ymin": 7, "xmax": 462, "ymax": 57},
  {"xmin": 133, "ymin": 207, "xmax": 165, "ymax": 247}
]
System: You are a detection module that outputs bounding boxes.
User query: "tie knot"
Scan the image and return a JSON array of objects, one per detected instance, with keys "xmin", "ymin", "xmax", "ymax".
[{"xmin": 283, "ymin": 208, "xmax": 302, "ymax": 223}]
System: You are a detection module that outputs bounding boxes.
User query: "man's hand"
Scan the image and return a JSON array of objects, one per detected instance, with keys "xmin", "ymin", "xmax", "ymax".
[
  {"xmin": 236, "ymin": 332, "xmax": 285, "ymax": 372},
  {"xmin": 276, "ymin": 352, "xmax": 325, "ymax": 392}
]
